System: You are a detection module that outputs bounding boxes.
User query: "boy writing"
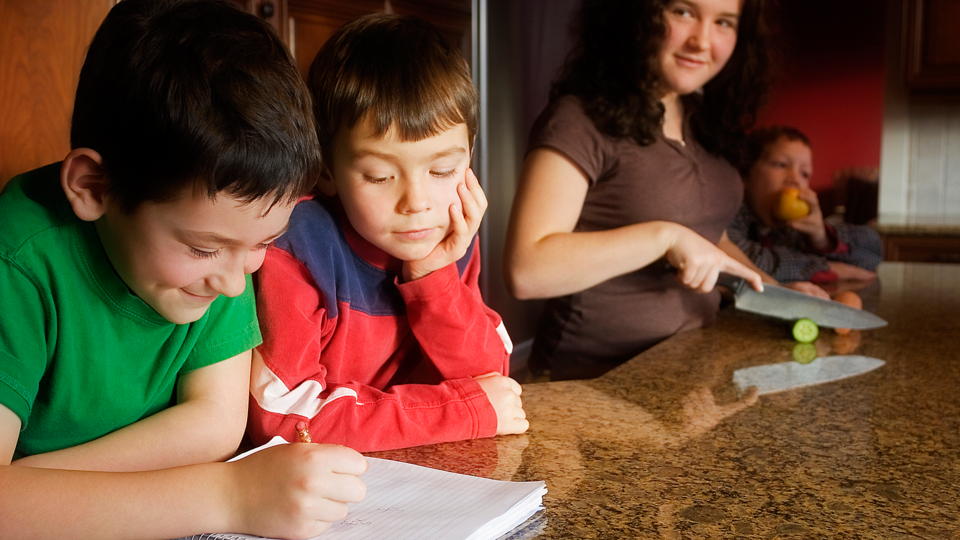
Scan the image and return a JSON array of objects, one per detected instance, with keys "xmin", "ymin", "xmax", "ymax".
[
  {"xmin": 0, "ymin": 1, "xmax": 365, "ymax": 538},
  {"xmin": 728, "ymin": 126, "xmax": 882, "ymax": 285},
  {"xmin": 249, "ymin": 14, "xmax": 528, "ymax": 452}
]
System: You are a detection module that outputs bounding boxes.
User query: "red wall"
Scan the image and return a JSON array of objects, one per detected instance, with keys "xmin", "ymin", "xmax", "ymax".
[{"xmin": 756, "ymin": 1, "xmax": 887, "ymax": 192}]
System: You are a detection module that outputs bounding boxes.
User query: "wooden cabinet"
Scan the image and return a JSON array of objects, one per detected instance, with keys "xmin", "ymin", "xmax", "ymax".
[
  {"xmin": 286, "ymin": 0, "xmax": 383, "ymax": 79},
  {"xmin": 0, "ymin": 1, "xmax": 471, "ymax": 188},
  {"xmin": 237, "ymin": 0, "xmax": 471, "ymax": 81},
  {"xmin": 286, "ymin": 0, "xmax": 470, "ymax": 80},
  {"xmin": 0, "ymin": 0, "xmax": 115, "ymax": 187},
  {"xmin": 392, "ymin": 0, "xmax": 471, "ymax": 52},
  {"xmin": 883, "ymin": 234, "xmax": 960, "ymax": 263},
  {"xmin": 903, "ymin": 0, "xmax": 960, "ymax": 91},
  {"xmin": 230, "ymin": 0, "xmax": 289, "ymax": 39}
]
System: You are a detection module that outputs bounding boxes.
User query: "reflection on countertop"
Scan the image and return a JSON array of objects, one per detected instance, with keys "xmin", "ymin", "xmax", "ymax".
[{"xmin": 370, "ymin": 262, "xmax": 960, "ymax": 538}]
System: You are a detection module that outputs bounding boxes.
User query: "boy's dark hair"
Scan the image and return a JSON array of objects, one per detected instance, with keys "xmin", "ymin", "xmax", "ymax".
[
  {"xmin": 71, "ymin": 0, "xmax": 319, "ymax": 211},
  {"xmin": 551, "ymin": 0, "xmax": 773, "ymax": 164},
  {"xmin": 307, "ymin": 13, "xmax": 477, "ymax": 169},
  {"xmin": 740, "ymin": 125, "xmax": 811, "ymax": 176}
]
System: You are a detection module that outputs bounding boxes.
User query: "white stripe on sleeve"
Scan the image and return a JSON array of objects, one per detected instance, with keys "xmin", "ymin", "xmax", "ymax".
[{"xmin": 250, "ymin": 353, "xmax": 359, "ymax": 417}]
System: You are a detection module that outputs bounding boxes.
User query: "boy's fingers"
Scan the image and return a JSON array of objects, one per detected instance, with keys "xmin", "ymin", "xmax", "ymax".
[
  {"xmin": 457, "ymin": 182, "xmax": 480, "ymax": 225},
  {"xmin": 326, "ymin": 473, "xmax": 367, "ymax": 503},
  {"xmin": 466, "ymin": 168, "xmax": 488, "ymax": 211},
  {"xmin": 310, "ymin": 499, "xmax": 351, "ymax": 523},
  {"xmin": 318, "ymin": 446, "xmax": 368, "ymax": 475},
  {"xmin": 448, "ymin": 202, "xmax": 467, "ymax": 241}
]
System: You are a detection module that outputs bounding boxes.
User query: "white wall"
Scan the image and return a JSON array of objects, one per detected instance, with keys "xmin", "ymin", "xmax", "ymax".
[{"xmin": 879, "ymin": 0, "xmax": 960, "ymax": 225}]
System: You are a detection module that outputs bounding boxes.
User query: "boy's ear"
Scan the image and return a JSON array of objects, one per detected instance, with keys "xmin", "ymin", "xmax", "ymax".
[
  {"xmin": 317, "ymin": 164, "xmax": 337, "ymax": 197},
  {"xmin": 60, "ymin": 148, "xmax": 111, "ymax": 222}
]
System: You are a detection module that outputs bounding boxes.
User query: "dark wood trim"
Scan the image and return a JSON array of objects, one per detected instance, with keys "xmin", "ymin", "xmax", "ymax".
[
  {"xmin": 287, "ymin": 0, "xmax": 384, "ymax": 20},
  {"xmin": 903, "ymin": 0, "xmax": 960, "ymax": 92},
  {"xmin": 883, "ymin": 233, "xmax": 960, "ymax": 263}
]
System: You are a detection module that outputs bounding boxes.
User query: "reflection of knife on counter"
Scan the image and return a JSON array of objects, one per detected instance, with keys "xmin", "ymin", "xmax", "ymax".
[
  {"xmin": 717, "ymin": 274, "xmax": 887, "ymax": 330},
  {"xmin": 733, "ymin": 355, "xmax": 885, "ymax": 395}
]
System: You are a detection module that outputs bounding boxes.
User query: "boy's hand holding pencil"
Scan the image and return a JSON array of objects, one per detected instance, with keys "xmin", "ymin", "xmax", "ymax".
[
  {"xmin": 228, "ymin": 424, "xmax": 367, "ymax": 538},
  {"xmin": 296, "ymin": 421, "xmax": 312, "ymax": 443}
]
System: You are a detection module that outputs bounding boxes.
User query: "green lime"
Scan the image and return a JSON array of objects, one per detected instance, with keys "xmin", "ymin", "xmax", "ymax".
[
  {"xmin": 791, "ymin": 318, "xmax": 819, "ymax": 343},
  {"xmin": 792, "ymin": 343, "xmax": 817, "ymax": 364}
]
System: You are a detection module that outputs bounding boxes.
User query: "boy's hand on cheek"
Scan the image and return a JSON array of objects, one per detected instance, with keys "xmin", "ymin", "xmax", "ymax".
[
  {"xmin": 785, "ymin": 187, "xmax": 829, "ymax": 250},
  {"xmin": 402, "ymin": 168, "xmax": 488, "ymax": 282}
]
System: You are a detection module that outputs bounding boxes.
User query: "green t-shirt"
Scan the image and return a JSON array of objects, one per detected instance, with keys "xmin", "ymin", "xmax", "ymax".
[{"xmin": 0, "ymin": 164, "xmax": 262, "ymax": 457}]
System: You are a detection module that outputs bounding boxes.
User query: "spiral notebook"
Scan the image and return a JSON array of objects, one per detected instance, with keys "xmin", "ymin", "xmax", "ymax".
[{"xmin": 178, "ymin": 437, "xmax": 546, "ymax": 540}]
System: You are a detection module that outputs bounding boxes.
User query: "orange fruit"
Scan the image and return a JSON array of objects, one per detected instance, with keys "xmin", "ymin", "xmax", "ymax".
[
  {"xmin": 831, "ymin": 290, "xmax": 863, "ymax": 335},
  {"xmin": 775, "ymin": 187, "xmax": 810, "ymax": 221}
]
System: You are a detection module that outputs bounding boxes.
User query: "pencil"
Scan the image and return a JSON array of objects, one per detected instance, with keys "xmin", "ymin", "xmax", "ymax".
[{"xmin": 295, "ymin": 421, "xmax": 312, "ymax": 443}]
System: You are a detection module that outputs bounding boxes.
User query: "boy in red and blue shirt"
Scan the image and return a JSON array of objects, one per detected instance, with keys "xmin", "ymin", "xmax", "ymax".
[{"xmin": 249, "ymin": 14, "xmax": 528, "ymax": 452}]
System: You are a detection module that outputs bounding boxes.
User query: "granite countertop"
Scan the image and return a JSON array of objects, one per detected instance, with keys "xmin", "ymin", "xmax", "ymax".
[{"xmin": 371, "ymin": 262, "xmax": 960, "ymax": 538}]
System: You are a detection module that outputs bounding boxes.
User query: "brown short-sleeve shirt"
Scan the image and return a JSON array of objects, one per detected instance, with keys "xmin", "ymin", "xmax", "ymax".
[{"xmin": 528, "ymin": 96, "xmax": 743, "ymax": 379}]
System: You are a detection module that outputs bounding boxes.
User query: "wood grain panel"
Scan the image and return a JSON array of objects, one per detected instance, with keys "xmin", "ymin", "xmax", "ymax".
[
  {"xmin": 903, "ymin": 0, "xmax": 960, "ymax": 91},
  {"xmin": 391, "ymin": 0, "xmax": 470, "ymax": 51},
  {"xmin": 883, "ymin": 234, "xmax": 960, "ymax": 263},
  {"xmin": 0, "ymin": 0, "xmax": 114, "ymax": 187},
  {"xmin": 288, "ymin": 0, "xmax": 384, "ymax": 79}
]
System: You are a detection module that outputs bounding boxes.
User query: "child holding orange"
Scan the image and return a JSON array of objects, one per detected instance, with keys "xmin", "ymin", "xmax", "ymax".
[{"xmin": 727, "ymin": 126, "xmax": 882, "ymax": 284}]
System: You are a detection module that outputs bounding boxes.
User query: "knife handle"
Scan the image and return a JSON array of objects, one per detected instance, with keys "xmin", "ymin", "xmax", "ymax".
[{"xmin": 716, "ymin": 273, "xmax": 745, "ymax": 294}]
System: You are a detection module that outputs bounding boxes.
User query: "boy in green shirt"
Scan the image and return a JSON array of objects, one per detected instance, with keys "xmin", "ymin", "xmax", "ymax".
[{"xmin": 0, "ymin": 1, "xmax": 365, "ymax": 538}]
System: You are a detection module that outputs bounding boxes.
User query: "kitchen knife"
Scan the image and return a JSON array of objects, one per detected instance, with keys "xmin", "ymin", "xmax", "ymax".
[
  {"xmin": 717, "ymin": 274, "xmax": 887, "ymax": 330},
  {"xmin": 732, "ymin": 355, "xmax": 885, "ymax": 395}
]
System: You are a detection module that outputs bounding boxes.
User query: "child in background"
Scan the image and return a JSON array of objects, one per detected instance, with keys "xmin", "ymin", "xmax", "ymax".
[
  {"xmin": 727, "ymin": 126, "xmax": 882, "ymax": 284},
  {"xmin": 0, "ymin": 1, "xmax": 365, "ymax": 538},
  {"xmin": 249, "ymin": 14, "xmax": 527, "ymax": 452}
]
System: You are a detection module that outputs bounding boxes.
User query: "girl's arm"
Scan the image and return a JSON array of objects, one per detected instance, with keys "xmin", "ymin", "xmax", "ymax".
[{"xmin": 504, "ymin": 148, "xmax": 761, "ymax": 299}]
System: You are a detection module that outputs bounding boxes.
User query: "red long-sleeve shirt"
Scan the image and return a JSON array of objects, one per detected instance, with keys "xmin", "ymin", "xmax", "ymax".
[{"xmin": 248, "ymin": 199, "xmax": 512, "ymax": 452}]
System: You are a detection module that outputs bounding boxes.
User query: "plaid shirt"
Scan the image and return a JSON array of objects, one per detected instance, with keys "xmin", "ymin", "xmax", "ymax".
[{"xmin": 727, "ymin": 204, "xmax": 883, "ymax": 283}]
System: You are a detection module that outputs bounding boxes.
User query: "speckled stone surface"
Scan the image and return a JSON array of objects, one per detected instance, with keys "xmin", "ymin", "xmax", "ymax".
[{"xmin": 370, "ymin": 263, "xmax": 960, "ymax": 538}]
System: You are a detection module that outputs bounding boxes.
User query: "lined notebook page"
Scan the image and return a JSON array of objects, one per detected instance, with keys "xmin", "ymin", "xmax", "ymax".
[{"xmin": 179, "ymin": 437, "xmax": 546, "ymax": 540}]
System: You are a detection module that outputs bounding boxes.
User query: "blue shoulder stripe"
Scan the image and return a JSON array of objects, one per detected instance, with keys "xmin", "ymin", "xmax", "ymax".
[{"xmin": 273, "ymin": 200, "xmax": 404, "ymax": 318}]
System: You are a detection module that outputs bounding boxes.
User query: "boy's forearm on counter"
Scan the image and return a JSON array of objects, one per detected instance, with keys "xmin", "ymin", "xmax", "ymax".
[
  {"xmin": 16, "ymin": 351, "xmax": 251, "ymax": 472},
  {"xmin": 14, "ymin": 395, "xmax": 245, "ymax": 472},
  {"xmin": 0, "ymin": 461, "xmax": 234, "ymax": 539}
]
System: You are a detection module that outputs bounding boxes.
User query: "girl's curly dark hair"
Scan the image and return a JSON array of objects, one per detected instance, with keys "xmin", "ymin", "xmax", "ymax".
[{"xmin": 550, "ymin": 0, "xmax": 774, "ymax": 164}]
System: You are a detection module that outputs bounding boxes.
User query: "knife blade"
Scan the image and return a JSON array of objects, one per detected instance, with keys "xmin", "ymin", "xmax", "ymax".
[
  {"xmin": 732, "ymin": 355, "xmax": 885, "ymax": 395},
  {"xmin": 717, "ymin": 274, "xmax": 887, "ymax": 330}
]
